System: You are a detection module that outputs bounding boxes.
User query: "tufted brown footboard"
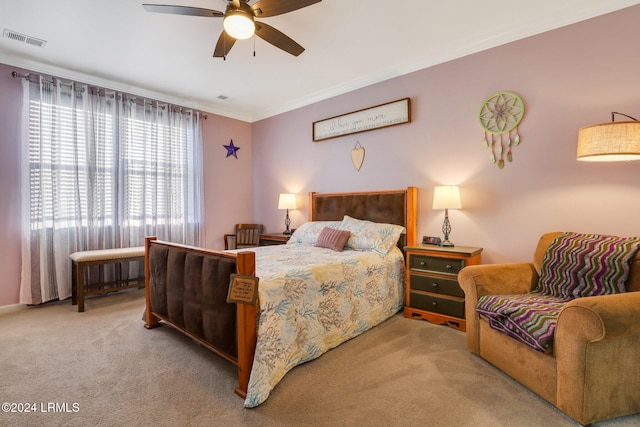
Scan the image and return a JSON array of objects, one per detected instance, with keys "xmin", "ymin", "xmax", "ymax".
[
  {"xmin": 142, "ymin": 188, "xmax": 417, "ymax": 403},
  {"xmin": 143, "ymin": 237, "xmax": 257, "ymax": 398}
]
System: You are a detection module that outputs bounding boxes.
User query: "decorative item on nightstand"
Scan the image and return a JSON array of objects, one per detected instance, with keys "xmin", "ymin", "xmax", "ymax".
[
  {"xmin": 278, "ymin": 193, "xmax": 297, "ymax": 235},
  {"xmin": 432, "ymin": 185, "xmax": 461, "ymax": 247},
  {"xmin": 577, "ymin": 112, "xmax": 640, "ymax": 162}
]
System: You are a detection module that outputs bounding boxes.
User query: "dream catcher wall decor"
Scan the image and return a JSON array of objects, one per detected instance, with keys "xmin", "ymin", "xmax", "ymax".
[{"xmin": 478, "ymin": 91, "xmax": 525, "ymax": 169}]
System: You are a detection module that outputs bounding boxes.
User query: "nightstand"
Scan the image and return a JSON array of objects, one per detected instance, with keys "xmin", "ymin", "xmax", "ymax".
[
  {"xmin": 259, "ymin": 233, "xmax": 291, "ymax": 246},
  {"xmin": 403, "ymin": 244, "xmax": 482, "ymax": 331}
]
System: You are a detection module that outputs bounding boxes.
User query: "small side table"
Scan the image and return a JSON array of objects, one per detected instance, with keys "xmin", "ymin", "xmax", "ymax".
[
  {"xmin": 259, "ymin": 233, "xmax": 291, "ymax": 246},
  {"xmin": 403, "ymin": 243, "xmax": 482, "ymax": 331}
]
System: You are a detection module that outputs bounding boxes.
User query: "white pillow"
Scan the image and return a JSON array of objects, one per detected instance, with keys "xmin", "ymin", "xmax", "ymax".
[
  {"xmin": 287, "ymin": 221, "xmax": 343, "ymax": 245},
  {"xmin": 339, "ymin": 215, "xmax": 405, "ymax": 256}
]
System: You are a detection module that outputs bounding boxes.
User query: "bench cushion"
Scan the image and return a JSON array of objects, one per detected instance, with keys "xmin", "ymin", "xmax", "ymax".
[{"xmin": 69, "ymin": 247, "xmax": 145, "ymax": 262}]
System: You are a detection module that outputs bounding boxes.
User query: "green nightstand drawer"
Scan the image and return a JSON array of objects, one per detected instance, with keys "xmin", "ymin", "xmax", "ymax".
[
  {"xmin": 409, "ymin": 292, "xmax": 465, "ymax": 318},
  {"xmin": 410, "ymin": 274, "xmax": 464, "ymax": 298},
  {"xmin": 409, "ymin": 254, "xmax": 465, "ymax": 275}
]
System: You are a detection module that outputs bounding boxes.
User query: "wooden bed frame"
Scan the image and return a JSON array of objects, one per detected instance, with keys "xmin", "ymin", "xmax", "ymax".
[{"xmin": 144, "ymin": 187, "xmax": 417, "ymax": 399}]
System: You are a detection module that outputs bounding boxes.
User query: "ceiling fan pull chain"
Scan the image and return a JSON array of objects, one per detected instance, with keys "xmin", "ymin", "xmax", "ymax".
[{"xmin": 253, "ymin": 33, "xmax": 256, "ymax": 57}]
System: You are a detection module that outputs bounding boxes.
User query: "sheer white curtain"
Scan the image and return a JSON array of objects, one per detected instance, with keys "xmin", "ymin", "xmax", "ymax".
[{"xmin": 20, "ymin": 75, "xmax": 204, "ymax": 304}]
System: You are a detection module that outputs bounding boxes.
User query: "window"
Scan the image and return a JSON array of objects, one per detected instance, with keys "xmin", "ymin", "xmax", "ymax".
[
  {"xmin": 20, "ymin": 76, "xmax": 204, "ymax": 304},
  {"xmin": 27, "ymin": 94, "xmax": 201, "ymax": 232}
]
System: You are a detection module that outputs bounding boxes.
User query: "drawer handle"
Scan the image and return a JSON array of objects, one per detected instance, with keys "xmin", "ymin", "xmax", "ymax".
[
  {"xmin": 420, "ymin": 261, "xmax": 427, "ymax": 266},
  {"xmin": 431, "ymin": 301, "xmax": 438, "ymax": 307},
  {"xmin": 431, "ymin": 283, "xmax": 439, "ymax": 288},
  {"xmin": 446, "ymin": 264, "xmax": 453, "ymax": 270}
]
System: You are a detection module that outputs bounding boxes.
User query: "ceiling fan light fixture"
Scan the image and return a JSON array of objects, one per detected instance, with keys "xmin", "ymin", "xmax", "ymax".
[
  {"xmin": 223, "ymin": 10, "xmax": 255, "ymax": 40},
  {"xmin": 143, "ymin": 0, "xmax": 321, "ymax": 57}
]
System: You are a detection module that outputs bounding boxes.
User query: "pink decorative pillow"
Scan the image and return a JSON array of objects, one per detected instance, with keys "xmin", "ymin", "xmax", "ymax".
[{"xmin": 316, "ymin": 227, "xmax": 351, "ymax": 252}]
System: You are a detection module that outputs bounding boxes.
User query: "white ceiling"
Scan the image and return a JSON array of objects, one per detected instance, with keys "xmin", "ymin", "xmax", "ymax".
[{"xmin": 1, "ymin": 0, "xmax": 639, "ymax": 122}]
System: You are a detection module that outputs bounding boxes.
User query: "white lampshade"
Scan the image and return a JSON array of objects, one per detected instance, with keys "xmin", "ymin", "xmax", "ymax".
[
  {"xmin": 278, "ymin": 193, "xmax": 297, "ymax": 210},
  {"xmin": 432, "ymin": 186, "xmax": 462, "ymax": 210},
  {"xmin": 223, "ymin": 10, "xmax": 255, "ymax": 40},
  {"xmin": 577, "ymin": 121, "xmax": 640, "ymax": 162}
]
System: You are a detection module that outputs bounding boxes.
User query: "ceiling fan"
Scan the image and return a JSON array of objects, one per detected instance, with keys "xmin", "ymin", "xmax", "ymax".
[{"xmin": 143, "ymin": 0, "xmax": 322, "ymax": 59}]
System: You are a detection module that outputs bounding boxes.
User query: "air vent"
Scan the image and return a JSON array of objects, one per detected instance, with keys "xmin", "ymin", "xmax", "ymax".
[
  {"xmin": 3, "ymin": 29, "xmax": 46, "ymax": 48},
  {"xmin": 217, "ymin": 95, "xmax": 229, "ymax": 100}
]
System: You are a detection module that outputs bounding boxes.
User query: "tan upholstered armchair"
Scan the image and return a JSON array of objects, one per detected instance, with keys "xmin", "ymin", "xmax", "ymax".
[{"xmin": 459, "ymin": 232, "xmax": 640, "ymax": 425}]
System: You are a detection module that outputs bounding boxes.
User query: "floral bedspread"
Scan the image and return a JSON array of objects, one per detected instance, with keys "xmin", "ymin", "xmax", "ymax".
[{"xmin": 239, "ymin": 243, "xmax": 405, "ymax": 407}]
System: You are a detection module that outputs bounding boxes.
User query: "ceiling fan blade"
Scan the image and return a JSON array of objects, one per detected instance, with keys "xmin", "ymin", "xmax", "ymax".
[
  {"xmin": 251, "ymin": 0, "xmax": 321, "ymax": 18},
  {"xmin": 255, "ymin": 22, "xmax": 304, "ymax": 56},
  {"xmin": 143, "ymin": 4, "xmax": 223, "ymax": 17},
  {"xmin": 213, "ymin": 31, "xmax": 237, "ymax": 58}
]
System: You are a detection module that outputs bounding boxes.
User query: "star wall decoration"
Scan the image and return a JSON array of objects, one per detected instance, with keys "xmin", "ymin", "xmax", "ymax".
[{"xmin": 223, "ymin": 139, "xmax": 240, "ymax": 159}]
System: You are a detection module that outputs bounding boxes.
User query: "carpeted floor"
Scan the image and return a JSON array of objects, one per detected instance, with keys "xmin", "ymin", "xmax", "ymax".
[{"xmin": 1, "ymin": 289, "xmax": 639, "ymax": 427}]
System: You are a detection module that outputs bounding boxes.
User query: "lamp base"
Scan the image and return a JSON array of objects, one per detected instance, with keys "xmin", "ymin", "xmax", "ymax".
[
  {"xmin": 439, "ymin": 240, "xmax": 454, "ymax": 247},
  {"xmin": 282, "ymin": 210, "xmax": 292, "ymax": 235},
  {"xmin": 440, "ymin": 210, "xmax": 454, "ymax": 247}
]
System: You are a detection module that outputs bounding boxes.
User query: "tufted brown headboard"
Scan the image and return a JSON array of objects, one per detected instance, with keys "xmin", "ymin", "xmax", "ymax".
[{"xmin": 308, "ymin": 187, "xmax": 417, "ymax": 249}]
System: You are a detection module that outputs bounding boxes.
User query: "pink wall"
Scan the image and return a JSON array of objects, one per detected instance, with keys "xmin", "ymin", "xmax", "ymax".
[
  {"xmin": 0, "ymin": 63, "xmax": 252, "ymax": 306},
  {"xmin": 202, "ymin": 113, "xmax": 253, "ymax": 249},
  {"xmin": 251, "ymin": 5, "xmax": 640, "ymax": 263}
]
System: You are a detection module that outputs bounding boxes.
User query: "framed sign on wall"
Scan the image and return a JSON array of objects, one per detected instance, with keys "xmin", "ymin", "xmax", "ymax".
[{"xmin": 312, "ymin": 98, "xmax": 411, "ymax": 142}]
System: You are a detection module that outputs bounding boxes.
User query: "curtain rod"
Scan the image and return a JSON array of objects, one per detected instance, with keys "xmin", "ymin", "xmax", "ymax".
[
  {"xmin": 11, "ymin": 71, "xmax": 29, "ymax": 79},
  {"xmin": 10, "ymin": 70, "xmax": 208, "ymax": 119}
]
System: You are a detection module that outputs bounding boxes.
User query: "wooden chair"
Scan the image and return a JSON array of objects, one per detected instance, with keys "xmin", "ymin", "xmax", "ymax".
[{"xmin": 224, "ymin": 224, "xmax": 264, "ymax": 250}]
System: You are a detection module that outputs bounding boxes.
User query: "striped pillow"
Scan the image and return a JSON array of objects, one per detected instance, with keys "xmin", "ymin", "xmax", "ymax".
[
  {"xmin": 288, "ymin": 221, "xmax": 343, "ymax": 245},
  {"xmin": 315, "ymin": 227, "xmax": 351, "ymax": 252},
  {"xmin": 533, "ymin": 232, "xmax": 640, "ymax": 299}
]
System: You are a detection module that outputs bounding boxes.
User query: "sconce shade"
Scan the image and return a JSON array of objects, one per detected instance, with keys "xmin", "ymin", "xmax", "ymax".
[
  {"xmin": 278, "ymin": 193, "xmax": 297, "ymax": 210},
  {"xmin": 432, "ymin": 186, "xmax": 462, "ymax": 209},
  {"xmin": 577, "ymin": 121, "xmax": 640, "ymax": 162},
  {"xmin": 223, "ymin": 9, "xmax": 255, "ymax": 40}
]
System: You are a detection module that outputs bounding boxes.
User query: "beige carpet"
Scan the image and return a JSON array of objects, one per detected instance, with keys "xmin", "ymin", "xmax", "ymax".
[{"xmin": 1, "ymin": 289, "xmax": 638, "ymax": 427}]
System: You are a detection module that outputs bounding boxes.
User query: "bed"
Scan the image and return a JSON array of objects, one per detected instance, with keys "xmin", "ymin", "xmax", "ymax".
[{"xmin": 144, "ymin": 187, "xmax": 417, "ymax": 407}]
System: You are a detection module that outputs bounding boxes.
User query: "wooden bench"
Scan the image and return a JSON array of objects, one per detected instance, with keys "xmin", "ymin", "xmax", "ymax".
[{"xmin": 70, "ymin": 247, "xmax": 145, "ymax": 312}]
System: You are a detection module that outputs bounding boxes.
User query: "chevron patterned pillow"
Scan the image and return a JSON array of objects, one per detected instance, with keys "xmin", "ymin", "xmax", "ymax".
[{"xmin": 533, "ymin": 232, "xmax": 640, "ymax": 299}]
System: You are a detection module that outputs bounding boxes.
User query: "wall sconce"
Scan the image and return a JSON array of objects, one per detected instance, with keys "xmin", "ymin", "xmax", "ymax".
[
  {"xmin": 432, "ymin": 186, "xmax": 462, "ymax": 247},
  {"xmin": 577, "ymin": 112, "xmax": 640, "ymax": 162},
  {"xmin": 278, "ymin": 193, "xmax": 297, "ymax": 235}
]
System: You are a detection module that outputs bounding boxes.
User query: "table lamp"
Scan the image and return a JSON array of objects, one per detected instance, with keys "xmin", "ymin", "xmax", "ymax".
[
  {"xmin": 432, "ymin": 185, "xmax": 461, "ymax": 247},
  {"xmin": 278, "ymin": 193, "xmax": 297, "ymax": 235}
]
